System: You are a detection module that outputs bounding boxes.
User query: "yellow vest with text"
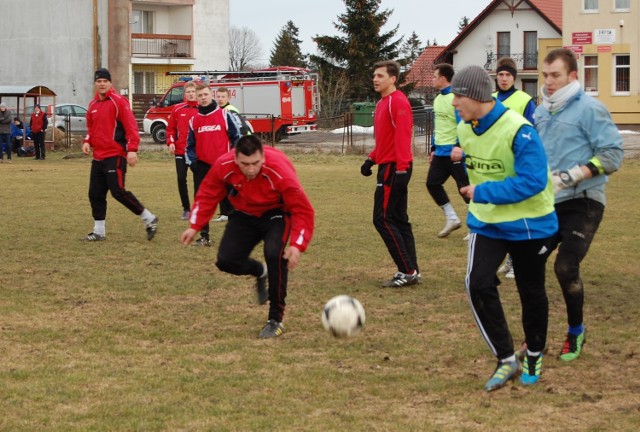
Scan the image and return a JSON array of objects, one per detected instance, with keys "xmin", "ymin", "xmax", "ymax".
[
  {"xmin": 457, "ymin": 110, "xmax": 554, "ymax": 224},
  {"xmin": 433, "ymin": 92, "xmax": 457, "ymax": 145}
]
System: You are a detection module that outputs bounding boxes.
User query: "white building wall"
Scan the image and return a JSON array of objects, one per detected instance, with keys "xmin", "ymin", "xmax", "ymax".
[
  {"xmin": 193, "ymin": 0, "xmax": 229, "ymax": 70},
  {"xmin": 454, "ymin": 10, "xmax": 561, "ymax": 69},
  {"xmin": 0, "ymin": 0, "xmax": 97, "ymax": 106}
]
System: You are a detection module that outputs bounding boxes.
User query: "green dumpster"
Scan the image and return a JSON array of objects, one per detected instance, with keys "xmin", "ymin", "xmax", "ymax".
[{"xmin": 352, "ymin": 102, "xmax": 376, "ymax": 127}]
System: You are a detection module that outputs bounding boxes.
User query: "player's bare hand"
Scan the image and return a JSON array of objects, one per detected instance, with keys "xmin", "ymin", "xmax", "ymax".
[
  {"xmin": 284, "ymin": 246, "xmax": 301, "ymax": 270},
  {"xmin": 451, "ymin": 147, "xmax": 464, "ymax": 162},
  {"xmin": 168, "ymin": 144, "xmax": 176, "ymax": 155},
  {"xmin": 127, "ymin": 151, "xmax": 138, "ymax": 167},
  {"xmin": 460, "ymin": 185, "xmax": 476, "ymax": 201},
  {"xmin": 180, "ymin": 228, "xmax": 197, "ymax": 245},
  {"xmin": 82, "ymin": 142, "xmax": 91, "ymax": 155}
]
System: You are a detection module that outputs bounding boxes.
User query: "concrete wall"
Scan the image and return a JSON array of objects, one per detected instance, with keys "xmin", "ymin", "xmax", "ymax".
[
  {"xmin": 0, "ymin": 0, "xmax": 98, "ymax": 105},
  {"xmin": 193, "ymin": 0, "xmax": 229, "ymax": 70},
  {"xmin": 0, "ymin": 0, "xmax": 229, "ymax": 107}
]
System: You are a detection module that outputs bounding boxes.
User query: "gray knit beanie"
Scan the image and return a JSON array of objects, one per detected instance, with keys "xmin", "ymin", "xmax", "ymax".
[{"xmin": 451, "ymin": 65, "xmax": 494, "ymax": 102}]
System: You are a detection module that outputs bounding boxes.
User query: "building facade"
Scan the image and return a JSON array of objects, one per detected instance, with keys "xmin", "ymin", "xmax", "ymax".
[
  {"xmin": 0, "ymin": 0, "xmax": 229, "ymax": 115},
  {"xmin": 561, "ymin": 0, "xmax": 638, "ymax": 126}
]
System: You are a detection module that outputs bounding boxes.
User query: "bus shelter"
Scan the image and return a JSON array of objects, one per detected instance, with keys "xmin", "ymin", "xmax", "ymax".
[{"xmin": 0, "ymin": 85, "xmax": 57, "ymax": 149}]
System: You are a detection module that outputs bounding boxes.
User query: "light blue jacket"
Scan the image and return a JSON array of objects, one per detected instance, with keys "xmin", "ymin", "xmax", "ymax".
[{"xmin": 535, "ymin": 89, "xmax": 623, "ymax": 206}]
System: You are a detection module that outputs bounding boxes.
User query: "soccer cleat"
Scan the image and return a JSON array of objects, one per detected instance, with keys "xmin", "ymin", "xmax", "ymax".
[
  {"xmin": 83, "ymin": 232, "xmax": 106, "ymax": 241},
  {"xmin": 256, "ymin": 263, "xmax": 268, "ymax": 305},
  {"xmin": 181, "ymin": 210, "xmax": 191, "ymax": 220},
  {"xmin": 213, "ymin": 215, "xmax": 228, "ymax": 222},
  {"xmin": 520, "ymin": 353, "xmax": 543, "ymax": 385},
  {"xmin": 438, "ymin": 219, "xmax": 461, "ymax": 238},
  {"xmin": 382, "ymin": 271, "xmax": 421, "ymax": 288},
  {"xmin": 498, "ymin": 257, "xmax": 513, "ymax": 274},
  {"xmin": 145, "ymin": 217, "xmax": 158, "ymax": 241},
  {"xmin": 560, "ymin": 329, "xmax": 587, "ymax": 362},
  {"xmin": 484, "ymin": 359, "xmax": 522, "ymax": 392},
  {"xmin": 259, "ymin": 319, "xmax": 284, "ymax": 339},
  {"xmin": 462, "ymin": 233, "xmax": 470, "ymax": 241},
  {"xmin": 193, "ymin": 236, "xmax": 212, "ymax": 247},
  {"xmin": 505, "ymin": 267, "xmax": 515, "ymax": 279}
]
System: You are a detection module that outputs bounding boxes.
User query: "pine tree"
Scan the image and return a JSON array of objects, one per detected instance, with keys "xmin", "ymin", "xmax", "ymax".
[
  {"xmin": 269, "ymin": 21, "xmax": 307, "ymax": 68},
  {"xmin": 399, "ymin": 31, "xmax": 423, "ymax": 66},
  {"xmin": 458, "ymin": 16, "xmax": 470, "ymax": 34},
  {"xmin": 311, "ymin": 0, "xmax": 402, "ymax": 101}
]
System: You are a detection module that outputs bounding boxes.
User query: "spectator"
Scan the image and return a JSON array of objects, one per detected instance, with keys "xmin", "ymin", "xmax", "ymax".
[
  {"xmin": 0, "ymin": 104, "xmax": 12, "ymax": 163},
  {"xmin": 30, "ymin": 104, "xmax": 48, "ymax": 160},
  {"xmin": 10, "ymin": 117, "xmax": 32, "ymax": 155}
]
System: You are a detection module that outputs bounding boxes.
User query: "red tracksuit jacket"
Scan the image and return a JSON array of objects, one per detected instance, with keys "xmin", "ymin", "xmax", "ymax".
[
  {"xmin": 84, "ymin": 88, "xmax": 140, "ymax": 159},
  {"xmin": 166, "ymin": 100, "xmax": 198, "ymax": 155},
  {"xmin": 189, "ymin": 146, "xmax": 315, "ymax": 252},
  {"xmin": 368, "ymin": 90, "xmax": 414, "ymax": 171}
]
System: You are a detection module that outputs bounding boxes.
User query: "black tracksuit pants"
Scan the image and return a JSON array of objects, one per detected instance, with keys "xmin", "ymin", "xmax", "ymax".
[
  {"xmin": 373, "ymin": 162, "xmax": 418, "ymax": 275},
  {"xmin": 215, "ymin": 209, "xmax": 289, "ymax": 322},
  {"xmin": 426, "ymin": 155, "xmax": 470, "ymax": 206},
  {"xmin": 466, "ymin": 233, "xmax": 553, "ymax": 359},
  {"xmin": 549, "ymin": 197, "xmax": 604, "ymax": 328},
  {"xmin": 89, "ymin": 156, "xmax": 145, "ymax": 220},
  {"xmin": 174, "ymin": 154, "xmax": 196, "ymax": 212}
]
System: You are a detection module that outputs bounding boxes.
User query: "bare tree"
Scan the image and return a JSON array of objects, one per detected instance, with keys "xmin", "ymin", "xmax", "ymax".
[
  {"xmin": 318, "ymin": 69, "xmax": 350, "ymax": 119},
  {"xmin": 229, "ymin": 26, "xmax": 263, "ymax": 71}
]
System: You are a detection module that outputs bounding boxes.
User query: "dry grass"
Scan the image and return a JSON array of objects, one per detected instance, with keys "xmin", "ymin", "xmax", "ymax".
[{"xmin": 0, "ymin": 150, "xmax": 638, "ymax": 431}]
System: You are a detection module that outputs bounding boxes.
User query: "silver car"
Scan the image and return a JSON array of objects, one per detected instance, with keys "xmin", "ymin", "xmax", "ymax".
[{"xmin": 26, "ymin": 104, "xmax": 88, "ymax": 134}]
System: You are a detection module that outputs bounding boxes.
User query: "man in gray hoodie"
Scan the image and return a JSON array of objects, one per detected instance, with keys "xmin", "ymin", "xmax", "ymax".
[{"xmin": 0, "ymin": 104, "xmax": 13, "ymax": 162}]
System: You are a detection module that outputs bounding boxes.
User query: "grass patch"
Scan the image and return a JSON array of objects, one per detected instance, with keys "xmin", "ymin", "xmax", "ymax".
[{"xmin": 0, "ymin": 151, "xmax": 639, "ymax": 431}]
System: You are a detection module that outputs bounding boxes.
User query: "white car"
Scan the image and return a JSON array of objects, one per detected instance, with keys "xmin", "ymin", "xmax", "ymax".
[{"xmin": 26, "ymin": 104, "xmax": 88, "ymax": 134}]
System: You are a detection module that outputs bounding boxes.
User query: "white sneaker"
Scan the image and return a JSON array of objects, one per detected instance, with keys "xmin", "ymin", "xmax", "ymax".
[
  {"xmin": 498, "ymin": 257, "xmax": 513, "ymax": 274},
  {"xmin": 462, "ymin": 233, "xmax": 470, "ymax": 241},
  {"xmin": 438, "ymin": 220, "xmax": 461, "ymax": 238},
  {"xmin": 213, "ymin": 215, "xmax": 228, "ymax": 222},
  {"xmin": 505, "ymin": 268, "xmax": 515, "ymax": 279}
]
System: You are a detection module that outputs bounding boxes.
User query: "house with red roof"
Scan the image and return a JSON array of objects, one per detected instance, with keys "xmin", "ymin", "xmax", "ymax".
[
  {"xmin": 404, "ymin": 45, "xmax": 446, "ymax": 103},
  {"xmin": 432, "ymin": 0, "xmax": 562, "ymax": 102}
]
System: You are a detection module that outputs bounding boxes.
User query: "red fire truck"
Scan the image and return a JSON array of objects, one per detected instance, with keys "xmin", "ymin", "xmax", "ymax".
[{"xmin": 143, "ymin": 67, "xmax": 320, "ymax": 143}]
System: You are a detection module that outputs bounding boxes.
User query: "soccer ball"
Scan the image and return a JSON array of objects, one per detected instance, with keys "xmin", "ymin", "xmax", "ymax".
[{"xmin": 321, "ymin": 295, "xmax": 366, "ymax": 338}]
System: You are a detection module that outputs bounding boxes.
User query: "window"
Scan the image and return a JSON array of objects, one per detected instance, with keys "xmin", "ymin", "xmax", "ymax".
[
  {"xmin": 583, "ymin": 0, "xmax": 598, "ymax": 11},
  {"xmin": 522, "ymin": 80, "xmax": 538, "ymax": 104},
  {"xmin": 583, "ymin": 55, "xmax": 598, "ymax": 93},
  {"xmin": 133, "ymin": 72, "xmax": 156, "ymax": 94},
  {"xmin": 131, "ymin": 10, "xmax": 154, "ymax": 34},
  {"xmin": 497, "ymin": 32, "xmax": 510, "ymax": 59},
  {"xmin": 523, "ymin": 31, "xmax": 537, "ymax": 69},
  {"xmin": 614, "ymin": 54, "xmax": 630, "ymax": 94},
  {"xmin": 615, "ymin": 0, "xmax": 630, "ymax": 11}
]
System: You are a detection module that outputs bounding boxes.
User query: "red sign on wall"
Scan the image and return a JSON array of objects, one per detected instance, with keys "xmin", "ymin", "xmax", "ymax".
[
  {"xmin": 565, "ymin": 45, "xmax": 584, "ymax": 54},
  {"xmin": 597, "ymin": 45, "xmax": 612, "ymax": 52},
  {"xmin": 572, "ymin": 32, "xmax": 593, "ymax": 44}
]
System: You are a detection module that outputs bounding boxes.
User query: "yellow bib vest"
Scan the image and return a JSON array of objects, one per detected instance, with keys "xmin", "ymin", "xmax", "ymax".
[
  {"xmin": 457, "ymin": 110, "xmax": 554, "ymax": 224},
  {"xmin": 433, "ymin": 92, "xmax": 457, "ymax": 145},
  {"xmin": 492, "ymin": 90, "xmax": 532, "ymax": 116}
]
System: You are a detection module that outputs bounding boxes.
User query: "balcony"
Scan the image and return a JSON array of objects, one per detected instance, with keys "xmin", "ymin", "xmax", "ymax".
[
  {"xmin": 131, "ymin": 33, "xmax": 191, "ymax": 58},
  {"xmin": 483, "ymin": 52, "xmax": 538, "ymax": 72}
]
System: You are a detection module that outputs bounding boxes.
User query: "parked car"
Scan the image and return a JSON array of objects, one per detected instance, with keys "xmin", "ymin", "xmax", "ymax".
[{"xmin": 25, "ymin": 103, "xmax": 88, "ymax": 134}]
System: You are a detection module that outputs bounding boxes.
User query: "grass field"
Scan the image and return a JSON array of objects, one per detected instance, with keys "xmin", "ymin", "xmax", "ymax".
[{"xmin": 0, "ymin": 149, "xmax": 638, "ymax": 431}]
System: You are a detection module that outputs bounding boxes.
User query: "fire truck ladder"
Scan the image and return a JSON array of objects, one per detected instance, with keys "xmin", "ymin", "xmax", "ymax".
[{"xmin": 166, "ymin": 69, "xmax": 312, "ymax": 83}]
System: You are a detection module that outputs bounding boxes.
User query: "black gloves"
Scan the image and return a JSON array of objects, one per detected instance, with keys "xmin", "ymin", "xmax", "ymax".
[{"xmin": 360, "ymin": 158, "xmax": 374, "ymax": 177}]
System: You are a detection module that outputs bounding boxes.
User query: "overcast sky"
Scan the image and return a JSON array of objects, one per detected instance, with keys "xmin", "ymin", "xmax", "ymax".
[{"xmin": 230, "ymin": 0, "xmax": 488, "ymax": 64}]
